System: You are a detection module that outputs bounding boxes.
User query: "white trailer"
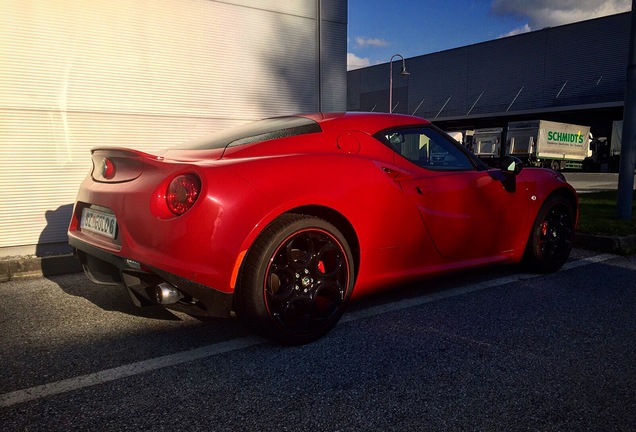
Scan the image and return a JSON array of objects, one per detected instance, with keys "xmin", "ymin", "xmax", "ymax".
[
  {"xmin": 506, "ymin": 120, "xmax": 591, "ymax": 170},
  {"xmin": 472, "ymin": 127, "xmax": 504, "ymax": 160}
]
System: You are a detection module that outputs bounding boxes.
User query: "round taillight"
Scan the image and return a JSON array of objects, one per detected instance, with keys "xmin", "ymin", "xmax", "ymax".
[
  {"xmin": 166, "ymin": 174, "xmax": 200, "ymax": 216},
  {"xmin": 101, "ymin": 158, "xmax": 115, "ymax": 179}
]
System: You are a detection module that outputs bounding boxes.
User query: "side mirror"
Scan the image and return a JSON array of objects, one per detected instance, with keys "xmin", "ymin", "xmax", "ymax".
[{"xmin": 501, "ymin": 156, "xmax": 523, "ymax": 175}]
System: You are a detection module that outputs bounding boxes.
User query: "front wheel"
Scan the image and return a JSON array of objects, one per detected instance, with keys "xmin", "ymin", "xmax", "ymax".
[
  {"xmin": 523, "ymin": 195, "xmax": 575, "ymax": 273},
  {"xmin": 235, "ymin": 214, "xmax": 355, "ymax": 344}
]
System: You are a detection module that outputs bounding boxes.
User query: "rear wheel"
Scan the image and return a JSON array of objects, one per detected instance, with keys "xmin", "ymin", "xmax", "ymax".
[
  {"xmin": 523, "ymin": 195, "xmax": 575, "ymax": 273},
  {"xmin": 236, "ymin": 214, "xmax": 354, "ymax": 344}
]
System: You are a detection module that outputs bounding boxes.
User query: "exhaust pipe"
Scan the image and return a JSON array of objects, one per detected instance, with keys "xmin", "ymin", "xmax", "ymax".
[{"xmin": 155, "ymin": 282, "xmax": 184, "ymax": 305}]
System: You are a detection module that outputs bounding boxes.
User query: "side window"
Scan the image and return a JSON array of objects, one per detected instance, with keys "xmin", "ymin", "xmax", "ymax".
[{"xmin": 384, "ymin": 127, "xmax": 474, "ymax": 170}]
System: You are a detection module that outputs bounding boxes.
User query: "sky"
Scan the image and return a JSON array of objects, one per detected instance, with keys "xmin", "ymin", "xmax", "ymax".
[{"xmin": 347, "ymin": 0, "xmax": 632, "ymax": 70}]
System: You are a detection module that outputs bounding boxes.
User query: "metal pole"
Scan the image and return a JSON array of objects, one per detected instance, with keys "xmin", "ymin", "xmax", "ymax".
[
  {"xmin": 555, "ymin": 81, "xmax": 568, "ymax": 99},
  {"xmin": 389, "ymin": 54, "xmax": 409, "ymax": 113},
  {"xmin": 412, "ymin": 98, "xmax": 425, "ymax": 115},
  {"xmin": 436, "ymin": 95, "xmax": 452, "ymax": 118},
  {"xmin": 389, "ymin": 60, "xmax": 394, "ymax": 112},
  {"xmin": 507, "ymin": 87, "xmax": 524, "ymax": 112},
  {"xmin": 616, "ymin": 2, "xmax": 636, "ymax": 220},
  {"xmin": 467, "ymin": 92, "xmax": 483, "ymax": 116}
]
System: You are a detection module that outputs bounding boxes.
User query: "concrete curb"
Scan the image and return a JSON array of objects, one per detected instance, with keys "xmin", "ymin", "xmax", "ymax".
[
  {"xmin": 0, "ymin": 254, "xmax": 82, "ymax": 283},
  {"xmin": 1, "ymin": 233, "xmax": 635, "ymax": 283},
  {"xmin": 574, "ymin": 233, "xmax": 636, "ymax": 255}
]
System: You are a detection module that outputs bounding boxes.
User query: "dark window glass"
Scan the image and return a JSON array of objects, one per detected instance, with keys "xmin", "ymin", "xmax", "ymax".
[
  {"xmin": 379, "ymin": 127, "xmax": 477, "ymax": 171},
  {"xmin": 174, "ymin": 116, "xmax": 322, "ymax": 150}
]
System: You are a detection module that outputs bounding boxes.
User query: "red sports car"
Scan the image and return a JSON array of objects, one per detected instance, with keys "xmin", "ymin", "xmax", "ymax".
[{"xmin": 68, "ymin": 112, "xmax": 578, "ymax": 343}]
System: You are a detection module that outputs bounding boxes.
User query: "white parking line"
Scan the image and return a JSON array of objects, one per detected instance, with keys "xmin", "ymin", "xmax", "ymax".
[
  {"xmin": 0, "ymin": 253, "xmax": 617, "ymax": 408},
  {"xmin": 0, "ymin": 336, "xmax": 265, "ymax": 408}
]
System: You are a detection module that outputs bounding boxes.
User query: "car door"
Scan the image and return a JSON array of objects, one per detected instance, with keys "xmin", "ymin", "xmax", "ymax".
[{"xmin": 383, "ymin": 126, "xmax": 529, "ymax": 260}]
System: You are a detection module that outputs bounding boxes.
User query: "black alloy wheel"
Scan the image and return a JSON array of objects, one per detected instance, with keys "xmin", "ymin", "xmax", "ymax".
[
  {"xmin": 523, "ymin": 195, "xmax": 575, "ymax": 273},
  {"xmin": 236, "ymin": 214, "xmax": 354, "ymax": 344}
]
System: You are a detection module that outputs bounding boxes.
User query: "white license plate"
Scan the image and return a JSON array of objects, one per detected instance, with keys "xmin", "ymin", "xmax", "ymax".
[{"xmin": 81, "ymin": 207, "xmax": 118, "ymax": 239}]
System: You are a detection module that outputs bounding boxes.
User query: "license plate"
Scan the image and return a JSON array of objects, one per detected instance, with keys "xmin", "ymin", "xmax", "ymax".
[{"xmin": 81, "ymin": 207, "xmax": 118, "ymax": 239}]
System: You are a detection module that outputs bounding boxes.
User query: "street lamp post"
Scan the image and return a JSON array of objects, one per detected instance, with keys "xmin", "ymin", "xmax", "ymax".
[{"xmin": 389, "ymin": 54, "xmax": 410, "ymax": 113}]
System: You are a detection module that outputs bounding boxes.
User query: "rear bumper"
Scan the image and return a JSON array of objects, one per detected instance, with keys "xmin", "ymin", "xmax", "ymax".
[{"xmin": 69, "ymin": 236, "xmax": 234, "ymax": 318}]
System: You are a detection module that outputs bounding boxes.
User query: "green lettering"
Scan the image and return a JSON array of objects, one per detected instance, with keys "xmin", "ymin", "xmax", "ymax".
[{"xmin": 546, "ymin": 130, "xmax": 586, "ymax": 144}]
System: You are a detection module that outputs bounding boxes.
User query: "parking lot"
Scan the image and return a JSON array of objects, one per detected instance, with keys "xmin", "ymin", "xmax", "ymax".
[
  {"xmin": 563, "ymin": 172, "xmax": 636, "ymax": 193},
  {"xmin": 1, "ymin": 248, "xmax": 635, "ymax": 431}
]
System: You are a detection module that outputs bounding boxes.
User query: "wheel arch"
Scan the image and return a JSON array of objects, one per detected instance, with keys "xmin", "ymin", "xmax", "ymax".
[
  {"xmin": 546, "ymin": 186, "xmax": 579, "ymax": 222},
  {"xmin": 288, "ymin": 204, "xmax": 360, "ymax": 280},
  {"xmin": 526, "ymin": 186, "xmax": 579, "ymax": 242},
  {"xmin": 230, "ymin": 204, "xmax": 361, "ymax": 294}
]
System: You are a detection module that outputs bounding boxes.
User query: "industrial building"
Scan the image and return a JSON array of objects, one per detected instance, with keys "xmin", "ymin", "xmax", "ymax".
[
  {"xmin": 1, "ymin": 0, "xmax": 347, "ymax": 256},
  {"xmin": 347, "ymin": 12, "xmax": 630, "ymax": 161}
]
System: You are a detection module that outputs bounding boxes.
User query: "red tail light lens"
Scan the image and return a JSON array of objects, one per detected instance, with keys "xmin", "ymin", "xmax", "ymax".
[
  {"xmin": 166, "ymin": 174, "xmax": 200, "ymax": 216},
  {"xmin": 101, "ymin": 158, "xmax": 116, "ymax": 179}
]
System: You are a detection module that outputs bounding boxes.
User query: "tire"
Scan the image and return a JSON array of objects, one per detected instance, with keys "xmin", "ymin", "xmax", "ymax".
[
  {"xmin": 550, "ymin": 160, "xmax": 561, "ymax": 171},
  {"xmin": 235, "ymin": 214, "xmax": 355, "ymax": 344},
  {"xmin": 523, "ymin": 195, "xmax": 575, "ymax": 273}
]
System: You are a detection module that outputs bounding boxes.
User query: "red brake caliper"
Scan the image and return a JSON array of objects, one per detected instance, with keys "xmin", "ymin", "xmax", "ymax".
[
  {"xmin": 317, "ymin": 260, "xmax": 325, "ymax": 274},
  {"xmin": 541, "ymin": 221, "xmax": 549, "ymax": 237}
]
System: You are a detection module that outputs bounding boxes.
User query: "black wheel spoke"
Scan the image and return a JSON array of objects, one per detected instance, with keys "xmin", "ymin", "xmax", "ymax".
[
  {"xmin": 265, "ymin": 229, "xmax": 349, "ymax": 334},
  {"xmin": 538, "ymin": 204, "xmax": 572, "ymax": 261},
  {"xmin": 524, "ymin": 196, "xmax": 575, "ymax": 274},
  {"xmin": 285, "ymin": 232, "xmax": 315, "ymax": 270}
]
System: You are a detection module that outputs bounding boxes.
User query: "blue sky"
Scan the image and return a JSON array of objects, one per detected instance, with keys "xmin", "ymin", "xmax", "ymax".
[{"xmin": 347, "ymin": 0, "xmax": 632, "ymax": 70}]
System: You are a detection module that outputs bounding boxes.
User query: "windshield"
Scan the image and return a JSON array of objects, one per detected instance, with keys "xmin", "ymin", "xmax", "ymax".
[{"xmin": 174, "ymin": 116, "xmax": 322, "ymax": 150}]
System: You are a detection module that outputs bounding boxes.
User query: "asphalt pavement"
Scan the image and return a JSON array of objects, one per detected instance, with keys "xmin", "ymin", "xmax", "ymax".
[
  {"xmin": 562, "ymin": 171, "xmax": 636, "ymax": 193},
  {"xmin": 0, "ymin": 249, "xmax": 634, "ymax": 431}
]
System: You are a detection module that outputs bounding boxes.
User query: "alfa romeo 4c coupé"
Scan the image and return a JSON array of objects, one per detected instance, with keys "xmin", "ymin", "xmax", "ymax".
[{"xmin": 68, "ymin": 112, "xmax": 577, "ymax": 343}]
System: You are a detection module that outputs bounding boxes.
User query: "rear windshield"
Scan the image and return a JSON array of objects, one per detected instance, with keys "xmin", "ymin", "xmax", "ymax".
[{"xmin": 174, "ymin": 116, "xmax": 322, "ymax": 150}]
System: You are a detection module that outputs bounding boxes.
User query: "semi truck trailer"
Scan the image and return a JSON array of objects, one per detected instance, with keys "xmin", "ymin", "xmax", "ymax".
[{"xmin": 505, "ymin": 120, "xmax": 591, "ymax": 170}]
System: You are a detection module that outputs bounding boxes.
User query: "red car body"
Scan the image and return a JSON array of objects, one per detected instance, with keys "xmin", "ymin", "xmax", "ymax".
[{"xmin": 68, "ymin": 112, "xmax": 578, "ymax": 343}]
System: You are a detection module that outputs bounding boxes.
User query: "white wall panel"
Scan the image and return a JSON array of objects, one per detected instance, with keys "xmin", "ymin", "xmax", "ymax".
[
  {"xmin": 0, "ymin": 0, "xmax": 347, "ymax": 253},
  {"xmin": 1, "ymin": 0, "xmax": 319, "ymax": 118}
]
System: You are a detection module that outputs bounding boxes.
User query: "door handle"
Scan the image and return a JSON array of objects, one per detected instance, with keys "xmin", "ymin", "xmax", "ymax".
[{"xmin": 381, "ymin": 166, "xmax": 400, "ymax": 179}]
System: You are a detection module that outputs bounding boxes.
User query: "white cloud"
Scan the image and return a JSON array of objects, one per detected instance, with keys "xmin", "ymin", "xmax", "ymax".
[
  {"xmin": 492, "ymin": 0, "xmax": 631, "ymax": 31},
  {"xmin": 355, "ymin": 37, "xmax": 389, "ymax": 47},
  {"xmin": 500, "ymin": 23, "xmax": 532, "ymax": 37},
  {"xmin": 347, "ymin": 52, "xmax": 370, "ymax": 70}
]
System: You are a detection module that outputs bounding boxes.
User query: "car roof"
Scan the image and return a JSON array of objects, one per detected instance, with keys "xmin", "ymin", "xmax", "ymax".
[
  {"xmin": 299, "ymin": 112, "xmax": 431, "ymax": 134},
  {"xmin": 171, "ymin": 112, "xmax": 432, "ymax": 152}
]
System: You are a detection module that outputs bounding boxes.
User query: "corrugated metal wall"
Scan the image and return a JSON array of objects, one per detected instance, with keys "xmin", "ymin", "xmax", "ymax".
[
  {"xmin": 0, "ymin": 0, "xmax": 347, "ymax": 255},
  {"xmin": 318, "ymin": 0, "xmax": 348, "ymax": 111}
]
